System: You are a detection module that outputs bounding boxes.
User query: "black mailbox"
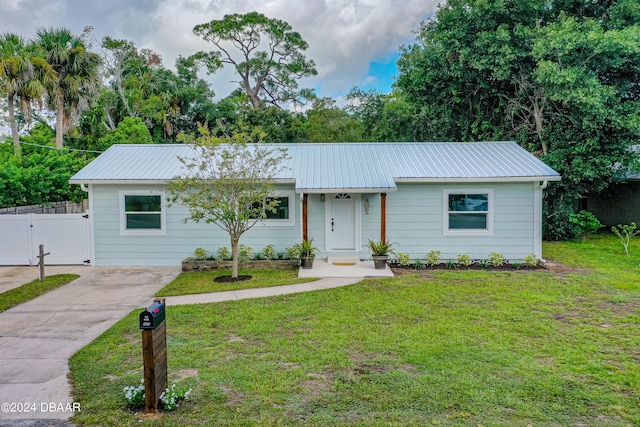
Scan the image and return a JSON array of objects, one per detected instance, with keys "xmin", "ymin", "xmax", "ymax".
[{"xmin": 139, "ymin": 301, "xmax": 165, "ymax": 329}]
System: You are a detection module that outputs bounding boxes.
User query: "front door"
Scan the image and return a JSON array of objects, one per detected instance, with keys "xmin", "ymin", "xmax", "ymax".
[{"xmin": 328, "ymin": 193, "xmax": 357, "ymax": 250}]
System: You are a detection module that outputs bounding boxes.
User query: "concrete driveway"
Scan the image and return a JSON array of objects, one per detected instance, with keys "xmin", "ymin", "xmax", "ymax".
[{"xmin": 0, "ymin": 266, "xmax": 180, "ymax": 423}]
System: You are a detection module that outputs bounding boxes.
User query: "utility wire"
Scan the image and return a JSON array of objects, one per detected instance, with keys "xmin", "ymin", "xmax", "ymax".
[{"xmin": 2, "ymin": 139, "xmax": 104, "ymax": 154}]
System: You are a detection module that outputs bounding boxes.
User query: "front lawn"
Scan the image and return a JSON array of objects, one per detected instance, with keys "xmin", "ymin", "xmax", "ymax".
[
  {"xmin": 70, "ymin": 234, "xmax": 639, "ymax": 426},
  {"xmin": 155, "ymin": 269, "xmax": 318, "ymax": 296}
]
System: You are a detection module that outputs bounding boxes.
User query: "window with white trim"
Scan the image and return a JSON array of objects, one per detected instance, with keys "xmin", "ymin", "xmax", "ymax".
[
  {"xmin": 443, "ymin": 189, "xmax": 493, "ymax": 235},
  {"xmin": 120, "ymin": 191, "xmax": 166, "ymax": 235},
  {"xmin": 253, "ymin": 191, "xmax": 295, "ymax": 226}
]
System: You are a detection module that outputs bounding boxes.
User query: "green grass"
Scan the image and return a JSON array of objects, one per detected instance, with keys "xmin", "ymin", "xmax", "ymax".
[
  {"xmin": 0, "ymin": 274, "xmax": 79, "ymax": 312},
  {"xmin": 155, "ymin": 269, "xmax": 318, "ymax": 296},
  {"xmin": 70, "ymin": 235, "xmax": 639, "ymax": 426}
]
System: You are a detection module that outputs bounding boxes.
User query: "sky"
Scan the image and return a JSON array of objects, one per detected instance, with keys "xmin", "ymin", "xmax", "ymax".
[{"xmin": 0, "ymin": 0, "xmax": 439, "ymax": 100}]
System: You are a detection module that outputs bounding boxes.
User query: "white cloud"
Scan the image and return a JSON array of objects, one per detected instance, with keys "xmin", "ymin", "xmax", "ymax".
[{"xmin": 0, "ymin": 0, "xmax": 439, "ymax": 98}]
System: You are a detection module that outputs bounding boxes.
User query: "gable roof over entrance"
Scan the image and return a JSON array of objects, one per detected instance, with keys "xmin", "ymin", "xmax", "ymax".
[{"xmin": 70, "ymin": 142, "xmax": 560, "ymax": 192}]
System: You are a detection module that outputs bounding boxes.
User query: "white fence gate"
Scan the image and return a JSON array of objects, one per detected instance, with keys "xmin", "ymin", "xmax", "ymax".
[{"xmin": 0, "ymin": 212, "xmax": 91, "ymax": 265}]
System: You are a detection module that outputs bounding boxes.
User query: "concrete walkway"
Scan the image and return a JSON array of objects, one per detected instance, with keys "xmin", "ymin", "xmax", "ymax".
[
  {"xmin": 164, "ymin": 277, "xmax": 362, "ymax": 305},
  {"xmin": 0, "ymin": 266, "xmax": 180, "ymax": 423}
]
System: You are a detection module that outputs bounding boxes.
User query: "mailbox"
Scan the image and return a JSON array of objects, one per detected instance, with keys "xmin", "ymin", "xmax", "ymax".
[{"xmin": 139, "ymin": 301, "xmax": 165, "ymax": 329}]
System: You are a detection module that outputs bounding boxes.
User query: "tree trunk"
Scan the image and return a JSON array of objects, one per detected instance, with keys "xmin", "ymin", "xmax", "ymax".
[
  {"xmin": 230, "ymin": 236, "xmax": 240, "ymax": 279},
  {"xmin": 55, "ymin": 97, "xmax": 65, "ymax": 148},
  {"xmin": 7, "ymin": 94, "xmax": 20, "ymax": 156}
]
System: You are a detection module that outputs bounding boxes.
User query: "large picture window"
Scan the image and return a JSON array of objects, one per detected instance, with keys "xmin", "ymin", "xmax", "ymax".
[
  {"xmin": 120, "ymin": 191, "xmax": 166, "ymax": 235},
  {"xmin": 443, "ymin": 189, "xmax": 493, "ymax": 235}
]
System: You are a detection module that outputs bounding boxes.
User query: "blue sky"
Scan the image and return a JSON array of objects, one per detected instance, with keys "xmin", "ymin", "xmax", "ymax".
[
  {"xmin": 0, "ymin": 0, "xmax": 438, "ymax": 100},
  {"xmin": 362, "ymin": 53, "xmax": 401, "ymax": 93}
]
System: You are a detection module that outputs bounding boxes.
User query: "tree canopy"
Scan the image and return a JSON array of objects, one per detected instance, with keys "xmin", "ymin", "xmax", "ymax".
[
  {"xmin": 395, "ymin": 0, "xmax": 640, "ymax": 239},
  {"xmin": 192, "ymin": 11, "xmax": 317, "ymax": 109}
]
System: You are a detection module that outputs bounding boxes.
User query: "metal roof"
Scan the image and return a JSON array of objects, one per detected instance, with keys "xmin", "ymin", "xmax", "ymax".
[{"xmin": 70, "ymin": 142, "xmax": 560, "ymax": 191}]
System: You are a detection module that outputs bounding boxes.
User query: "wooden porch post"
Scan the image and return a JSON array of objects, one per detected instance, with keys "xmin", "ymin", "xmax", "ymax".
[
  {"xmin": 380, "ymin": 193, "xmax": 387, "ymax": 242},
  {"xmin": 302, "ymin": 193, "xmax": 308, "ymax": 241}
]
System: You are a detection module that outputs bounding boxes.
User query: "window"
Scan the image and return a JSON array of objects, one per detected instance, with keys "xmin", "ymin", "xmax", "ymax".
[
  {"xmin": 253, "ymin": 191, "xmax": 295, "ymax": 226},
  {"xmin": 120, "ymin": 191, "xmax": 166, "ymax": 235},
  {"xmin": 443, "ymin": 189, "xmax": 493, "ymax": 235},
  {"xmin": 263, "ymin": 196, "xmax": 289, "ymax": 220}
]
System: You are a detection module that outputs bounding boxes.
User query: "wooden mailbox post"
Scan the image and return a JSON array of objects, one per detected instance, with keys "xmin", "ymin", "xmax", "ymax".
[{"xmin": 139, "ymin": 298, "xmax": 168, "ymax": 413}]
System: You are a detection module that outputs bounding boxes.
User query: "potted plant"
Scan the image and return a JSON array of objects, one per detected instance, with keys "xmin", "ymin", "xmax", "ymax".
[
  {"xmin": 367, "ymin": 239, "xmax": 396, "ymax": 269},
  {"xmin": 292, "ymin": 238, "xmax": 320, "ymax": 269}
]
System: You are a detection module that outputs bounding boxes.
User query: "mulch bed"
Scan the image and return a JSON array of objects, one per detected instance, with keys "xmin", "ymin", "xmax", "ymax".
[
  {"xmin": 390, "ymin": 259, "xmax": 590, "ymax": 277},
  {"xmin": 214, "ymin": 275, "xmax": 252, "ymax": 283}
]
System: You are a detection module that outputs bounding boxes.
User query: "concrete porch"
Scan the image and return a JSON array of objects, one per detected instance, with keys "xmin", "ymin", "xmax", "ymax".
[{"xmin": 298, "ymin": 257, "xmax": 394, "ymax": 278}]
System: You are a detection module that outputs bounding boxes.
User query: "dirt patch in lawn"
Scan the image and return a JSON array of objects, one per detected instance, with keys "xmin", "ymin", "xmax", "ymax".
[
  {"xmin": 171, "ymin": 368, "xmax": 199, "ymax": 382},
  {"xmin": 543, "ymin": 259, "xmax": 591, "ymax": 277},
  {"xmin": 302, "ymin": 372, "xmax": 333, "ymax": 398}
]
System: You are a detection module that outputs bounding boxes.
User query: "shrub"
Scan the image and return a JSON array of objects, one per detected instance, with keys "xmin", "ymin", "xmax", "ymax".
[
  {"xmin": 192, "ymin": 247, "xmax": 210, "ymax": 261},
  {"xmin": 262, "ymin": 244, "xmax": 277, "ymax": 260},
  {"xmin": 238, "ymin": 244, "xmax": 253, "ymax": 261},
  {"xmin": 523, "ymin": 254, "xmax": 539, "ymax": 267},
  {"xmin": 488, "ymin": 252, "xmax": 506, "ymax": 267},
  {"xmin": 395, "ymin": 253, "xmax": 411, "ymax": 266},
  {"xmin": 611, "ymin": 223, "xmax": 640, "ymax": 256},
  {"xmin": 569, "ymin": 210, "xmax": 604, "ymax": 239},
  {"xmin": 424, "ymin": 250, "xmax": 442, "ymax": 267},
  {"xmin": 457, "ymin": 254, "xmax": 472, "ymax": 267},
  {"xmin": 217, "ymin": 247, "xmax": 231, "ymax": 260}
]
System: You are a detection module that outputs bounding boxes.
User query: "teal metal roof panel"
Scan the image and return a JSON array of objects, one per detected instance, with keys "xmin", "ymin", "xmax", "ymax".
[{"xmin": 70, "ymin": 142, "xmax": 560, "ymax": 188}]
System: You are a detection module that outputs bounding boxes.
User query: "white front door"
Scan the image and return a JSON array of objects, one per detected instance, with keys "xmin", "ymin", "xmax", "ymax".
[{"xmin": 328, "ymin": 193, "xmax": 358, "ymax": 251}]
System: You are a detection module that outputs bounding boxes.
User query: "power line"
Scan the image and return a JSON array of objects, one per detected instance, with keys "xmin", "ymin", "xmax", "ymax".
[{"xmin": 2, "ymin": 139, "xmax": 104, "ymax": 154}]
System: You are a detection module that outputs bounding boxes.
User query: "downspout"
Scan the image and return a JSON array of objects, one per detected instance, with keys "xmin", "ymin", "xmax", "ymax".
[{"xmin": 534, "ymin": 181, "xmax": 548, "ymax": 261}]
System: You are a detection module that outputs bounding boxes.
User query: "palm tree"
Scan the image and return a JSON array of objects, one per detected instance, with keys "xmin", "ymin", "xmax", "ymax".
[
  {"xmin": 0, "ymin": 33, "xmax": 54, "ymax": 154},
  {"xmin": 36, "ymin": 27, "xmax": 101, "ymax": 148}
]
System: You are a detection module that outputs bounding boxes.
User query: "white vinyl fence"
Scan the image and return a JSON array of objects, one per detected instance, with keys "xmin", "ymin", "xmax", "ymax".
[{"xmin": 0, "ymin": 212, "xmax": 91, "ymax": 265}]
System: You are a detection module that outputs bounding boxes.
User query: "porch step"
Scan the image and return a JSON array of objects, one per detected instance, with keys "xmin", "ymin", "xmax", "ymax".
[{"xmin": 327, "ymin": 256, "xmax": 361, "ymax": 265}]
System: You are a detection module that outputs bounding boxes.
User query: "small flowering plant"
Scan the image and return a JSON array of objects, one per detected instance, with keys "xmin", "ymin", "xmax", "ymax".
[
  {"xmin": 123, "ymin": 379, "xmax": 145, "ymax": 408},
  {"xmin": 160, "ymin": 383, "xmax": 192, "ymax": 411}
]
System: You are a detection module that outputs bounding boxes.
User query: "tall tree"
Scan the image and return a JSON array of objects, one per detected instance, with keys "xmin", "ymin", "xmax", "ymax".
[
  {"xmin": 95, "ymin": 38, "xmax": 217, "ymax": 143},
  {"xmin": 0, "ymin": 33, "xmax": 55, "ymax": 154},
  {"xmin": 193, "ymin": 11, "xmax": 317, "ymax": 109},
  {"xmin": 169, "ymin": 125, "xmax": 289, "ymax": 279},
  {"xmin": 395, "ymin": 0, "xmax": 640, "ymax": 239},
  {"xmin": 36, "ymin": 27, "xmax": 102, "ymax": 148}
]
